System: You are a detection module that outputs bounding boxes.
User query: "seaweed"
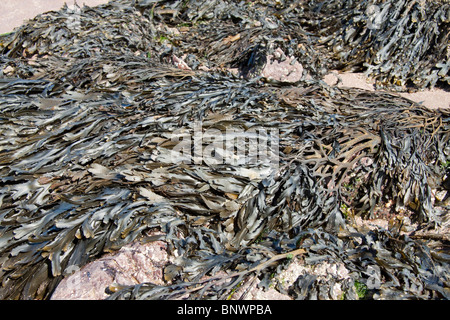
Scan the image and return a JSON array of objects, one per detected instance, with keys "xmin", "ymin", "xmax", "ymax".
[{"xmin": 0, "ymin": 0, "xmax": 449, "ymax": 300}]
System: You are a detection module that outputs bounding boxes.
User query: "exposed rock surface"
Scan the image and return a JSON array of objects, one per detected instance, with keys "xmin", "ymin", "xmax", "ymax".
[
  {"xmin": 51, "ymin": 238, "xmax": 170, "ymax": 300},
  {"xmin": 51, "ymin": 237, "xmax": 356, "ymax": 300},
  {"xmin": 261, "ymin": 48, "xmax": 304, "ymax": 83}
]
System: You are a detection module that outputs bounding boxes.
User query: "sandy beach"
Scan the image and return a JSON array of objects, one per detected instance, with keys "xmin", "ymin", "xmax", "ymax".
[{"xmin": 0, "ymin": 0, "xmax": 109, "ymax": 34}]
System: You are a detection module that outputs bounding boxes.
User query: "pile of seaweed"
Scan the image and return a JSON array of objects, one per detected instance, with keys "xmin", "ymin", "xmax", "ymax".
[{"xmin": 0, "ymin": 0, "xmax": 449, "ymax": 300}]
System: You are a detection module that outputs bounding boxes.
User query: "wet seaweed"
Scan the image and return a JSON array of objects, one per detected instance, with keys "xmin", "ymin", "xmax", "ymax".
[
  {"xmin": 0, "ymin": 0, "xmax": 449, "ymax": 300},
  {"xmin": 292, "ymin": 0, "xmax": 450, "ymax": 89}
]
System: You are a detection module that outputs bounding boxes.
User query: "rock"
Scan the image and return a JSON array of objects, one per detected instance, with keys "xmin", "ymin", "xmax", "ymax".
[
  {"xmin": 2, "ymin": 65, "xmax": 15, "ymax": 76},
  {"xmin": 261, "ymin": 48, "xmax": 303, "ymax": 83},
  {"xmin": 51, "ymin": 237, "xmax": 170, "ymax": 300},
  {"xmin": 245, "ymin": 286, "xmax": 292, "ymax": 300}
]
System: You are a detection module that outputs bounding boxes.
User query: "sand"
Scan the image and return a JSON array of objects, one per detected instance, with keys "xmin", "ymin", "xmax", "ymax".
[
  {"xmin": 324, "ymin": 71, "xmax": 449, "ymax": 110},
  {"xmin": 2, "ymin": 0, "xmax": 448, "ymax": 301},
  {"xmin": 0, "ymin": 0, "xmax": 110, "ymax": 35}
]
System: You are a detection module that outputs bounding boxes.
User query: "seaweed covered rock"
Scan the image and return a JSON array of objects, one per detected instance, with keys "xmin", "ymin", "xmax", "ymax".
[{"xmin": 0, "ymin": 0, "xmax": 449, "ymax": 300}]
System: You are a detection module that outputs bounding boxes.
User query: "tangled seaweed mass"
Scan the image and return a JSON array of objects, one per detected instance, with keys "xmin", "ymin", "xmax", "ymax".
[{"xmin": 0, "ymin": 0, "xmax": 449, "ymax": 299}]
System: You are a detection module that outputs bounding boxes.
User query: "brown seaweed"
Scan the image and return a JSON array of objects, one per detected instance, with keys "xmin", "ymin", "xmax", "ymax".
[{"xmin": 0, "ymin": 0, "xmax": 449, "ymax": 300}]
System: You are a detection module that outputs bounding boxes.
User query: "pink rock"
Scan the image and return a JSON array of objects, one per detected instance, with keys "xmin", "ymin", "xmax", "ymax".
[
  {"xmin": 51, "ymin": 238, "xmax": 170, "ymax": 300},
  {"xmin": 261, "ymin": 48, "xmax": 303, "ymax": 83}
]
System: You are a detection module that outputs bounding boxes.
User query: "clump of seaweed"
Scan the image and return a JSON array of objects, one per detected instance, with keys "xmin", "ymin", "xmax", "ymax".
[
  {"xmin": 0, "ymin": 0, "xmax": 449, "ymax": 300},
  {"xmin": 297, "ymin": 0, "xmax": 450, "ymax": 89}
]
